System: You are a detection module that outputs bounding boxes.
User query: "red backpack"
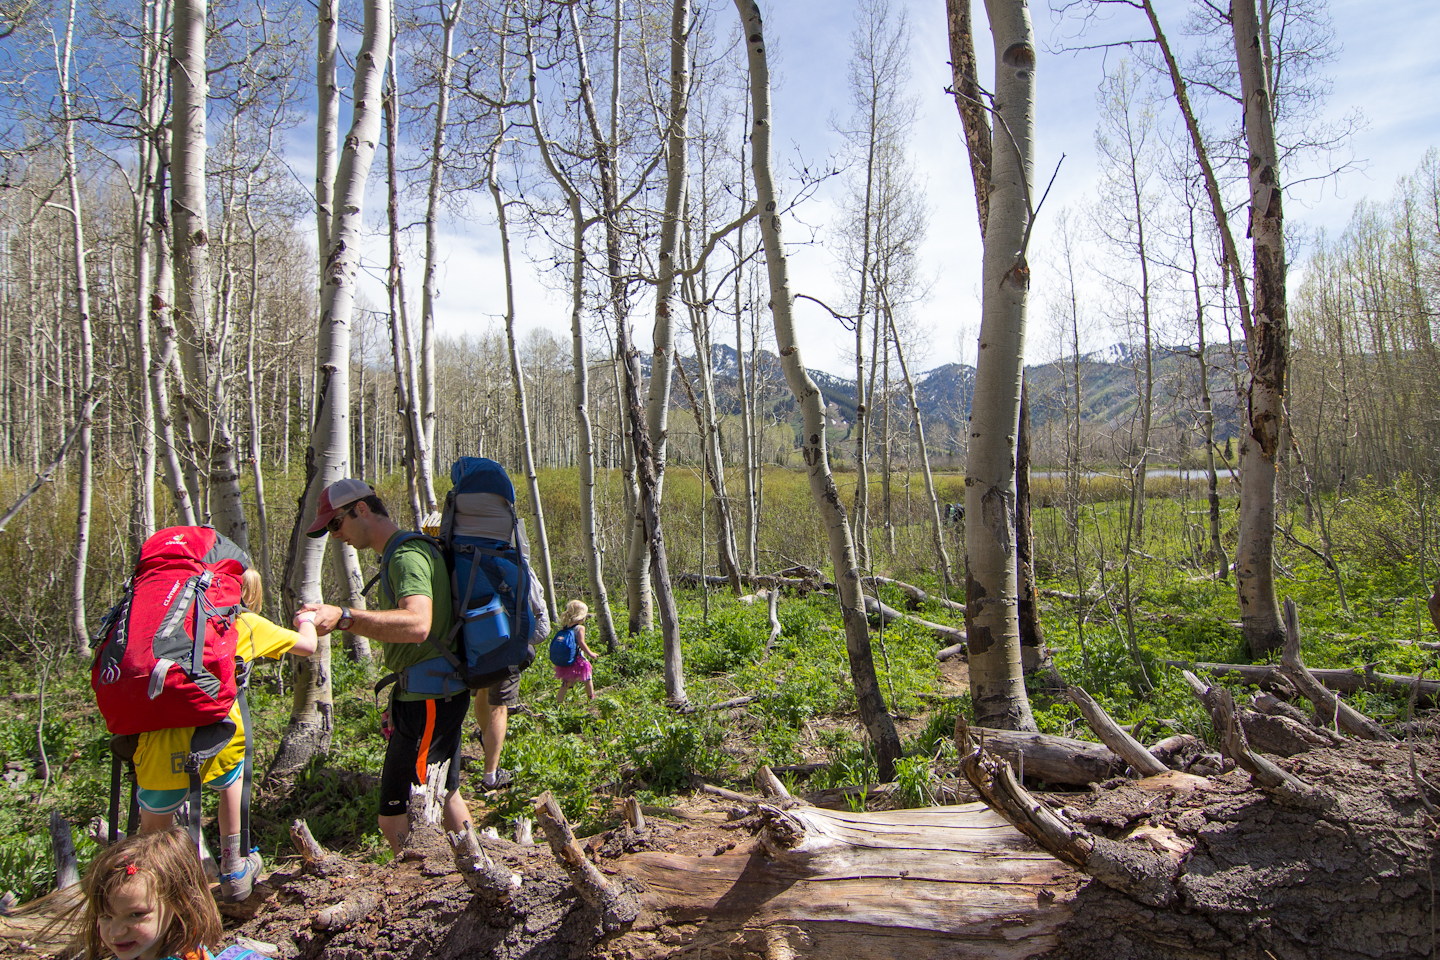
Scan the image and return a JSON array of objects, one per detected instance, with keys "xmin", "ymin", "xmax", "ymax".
[{"xmin": 91, "ymin": 526, "xmax": 249, "ymax": 735}]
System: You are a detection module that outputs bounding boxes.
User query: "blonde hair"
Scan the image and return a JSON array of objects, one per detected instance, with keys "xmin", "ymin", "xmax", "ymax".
[
  {"xmin": 241, "ymin": 568, "xmax": 263, "ymax": 611},
  {"xmin": 562, "ymin": 600, "xmax": 588, "ymax": 627},
  {"xmin": 76, "ymin": 829, "xmax": 221, "ymax": 960}
]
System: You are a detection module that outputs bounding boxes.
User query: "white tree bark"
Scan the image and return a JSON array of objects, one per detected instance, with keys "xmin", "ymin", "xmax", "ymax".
[
  {"xmin": 170, "ymin": 0, "xmax": 244, "ymax": 544},
  {"xmin": 734, "ymin": 0, "xmax": 900, "ymax": 779},
  {"xmin": 242, "ymin": 206, "xmax": 275, "ymax": 619},
  {"xmin": 276, "ymin": 0, "xmax": 391, "ymax": 773},
  {"xmin": 315, "ymin": 0, "xmax": 338, "ymax": 274},
  {"xmin": 1231, "ymin": 0, "xmax": 1287, "ymax": 656},
  {"xmin": 416, "ymin": 0, "xmax": 462, "ymax": 515},
  {"xmin": 383, "ymin": 50, "xmax": 424, "ymax": 529},
  {"xmin": 171, "ymin": 0, "xmax": 247, "ymax": 547},
  {"xmin": 486, "ymin": 24, "xmax": 557, "ymax": 624},
  {"xmin": 625, "ymin": 0, "xmax": 691, "ymax": 635},
  {"xmin": 127, "ymin": 0, "xmax": 168, "ymax": 548},
  {"xmin": 57, "ymin": 0, "xmax": 93, "ymax": 653},
  {"xmin": 525, "ymin": 17, "xmax": 619, "ymax": 651},
  {"xmin": 963, "ymin": 0, "xmax": 1037, "ymax": 732}
]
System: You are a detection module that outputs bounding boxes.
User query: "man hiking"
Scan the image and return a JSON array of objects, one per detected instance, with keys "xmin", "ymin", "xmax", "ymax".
[{"xmin": 298, "ymin": 478, "xmax": 475, "ymax": 854}]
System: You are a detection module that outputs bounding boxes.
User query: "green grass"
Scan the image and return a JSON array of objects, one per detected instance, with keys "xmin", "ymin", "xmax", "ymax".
[{"xmin": 1, "ymin": 465, "xmax": 1437, "ymax": 901}]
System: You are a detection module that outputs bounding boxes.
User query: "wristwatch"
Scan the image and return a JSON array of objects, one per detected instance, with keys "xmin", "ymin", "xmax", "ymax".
[{"xmin": 337, "ymin": 607, "xmax": 354, "ymax": 632}]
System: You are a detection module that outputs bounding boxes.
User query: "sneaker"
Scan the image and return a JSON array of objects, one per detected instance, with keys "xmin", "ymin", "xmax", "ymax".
[
  {"xmin": 482, "ymin": 768, "xmax": 514, "ymax": 790},
  {"xmin": 219, "ymin": 851, "xmax": 263, "ymax": 903}
]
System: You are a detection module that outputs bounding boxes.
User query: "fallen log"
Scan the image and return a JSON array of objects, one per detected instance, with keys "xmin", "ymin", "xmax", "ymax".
[
  {"xmin": 1066, "ymin": 685, "xmax": 1169, "ymax": 777},
  {"xmin": 1281, "ymin": 600, "xmax": 1396, "ymax": 741},
  {"xmin": 1163, "ymin": 658, "xmax": 1437, "ymax": 701},
  {"xmin": 702, "ymin": 783, "xmax": 762, "ymax": 804},
  {"xmin": 936, "ymin": 642, "xmax": 966, "ymax": 662},
  {"xmin": 862, "ymin": 576, "xmax": 967, "ymax": 614},
  {"xmin": 681, "ymin": 572, "xmax": 835, "ymax": 593},
  {"xmin": 861, "ymin": 595, "xmax": 966, "ymax": 645},
  {"xmin": 533, "ymin": 791, "xmax": 638, "ymax": 931},
  {"xmin": 964, "ymin": 721, "xmax": 1126, "ymax": 786},
  {"xmin": 703, "ymin": 694, "xmax": 758, "ymax": 711},
  {"xmin": 1182, "ymin": 670, "xmax": 1333, "ymax": 812},
  {"xmin": 1239, "ymin": 710, "xmax": 1338, "ymax": 756},
  {"xmin": 446, "ymin": 822, "xmax": 521, "ymax": 895},
  {"xmin": 611, "ymin": 801, "xmax": 1082, "ymax": 957},
  {"xmin": 313, "ymin": 891, "xmax": 380, "ymax": 931},
  {"xmin": 1250, "ymin": 690, "xmax": 1318, "ymax": 726}
]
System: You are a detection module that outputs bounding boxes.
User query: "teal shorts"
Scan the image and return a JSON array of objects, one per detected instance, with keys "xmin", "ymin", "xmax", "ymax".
[{"xmin": 136, "ymin": 760, "xmax": 244, "ymax": 815}]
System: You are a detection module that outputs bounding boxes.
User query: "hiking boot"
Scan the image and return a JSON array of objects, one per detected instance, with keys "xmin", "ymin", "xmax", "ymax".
[
  {"xmin": 482, "ymin": 768, "xmax": 514, "ymax": 790},
  {"xmin": 219, "ymin": 851, "xmax": 263, "ymax": 903}
]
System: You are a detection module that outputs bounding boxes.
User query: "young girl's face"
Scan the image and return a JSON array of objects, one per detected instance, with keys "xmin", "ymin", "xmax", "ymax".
[{"xmin": 97, "ymin": 876, "xmax": 172, "ymax": 960}]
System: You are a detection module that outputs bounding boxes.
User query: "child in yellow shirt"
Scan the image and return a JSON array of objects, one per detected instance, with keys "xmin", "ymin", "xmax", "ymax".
[{"xmin": 130, "ymin": 570, "xmax": 316, "ymax": 902}]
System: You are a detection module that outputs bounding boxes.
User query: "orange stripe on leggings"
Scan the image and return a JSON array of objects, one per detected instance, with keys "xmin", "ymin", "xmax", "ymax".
[{"xmin": 415, "ymin": 699, "xmax": 437, "ymax": 785}]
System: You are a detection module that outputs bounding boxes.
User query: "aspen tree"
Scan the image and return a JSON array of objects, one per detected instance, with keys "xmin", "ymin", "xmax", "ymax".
[
  {"xmin": 1229, "ymin": 0, "xmax": 1288, "ymax": 656},
  {"xmin": 733, "ymin": 0, "xmax": 901, "ymax": 778},
  {"xmin": 170, "ymin": 0, "xmax": 247, "ymax": 546},
  {"xmin": 484, "ymin": 13, "xmax": 558, "ymax": 624},
  {"xmin": 948, "ymin": 0, "xmax": 1043, "ymax": 687},
  {"xmin": 523, "ymin": 4, "xmax": 620, "ymax": 652},
  {"xmin": 55, "ymin": 0, "xmax": 94, "ymax": 652},
  {"xmin": 623, "ymin": 0, "xmax": 691, "ymax": 635},
  {"xmin": 953, "ymin": 0, "xmax": 1040, "ymax": 730},
  {"xmin": 415, "ymin": 0, "xmax": 463, "ymax": 514},
  {"xmin": 276, "ymin": 0, "xmax": 391, "ymax": 773}
]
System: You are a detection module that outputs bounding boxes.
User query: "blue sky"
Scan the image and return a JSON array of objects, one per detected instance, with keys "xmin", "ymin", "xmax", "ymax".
[{"xmin": 391, "ymin": 0, "xmax": 1440, "ymax": 376}]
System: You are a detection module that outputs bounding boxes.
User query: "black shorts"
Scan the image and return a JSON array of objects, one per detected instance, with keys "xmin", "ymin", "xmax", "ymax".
[{"xmin": 379, "ymin": 692, "xmax": 471, "ymax": 817}]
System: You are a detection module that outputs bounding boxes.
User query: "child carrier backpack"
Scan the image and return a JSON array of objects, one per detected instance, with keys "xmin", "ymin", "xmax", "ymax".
[
  {"xmin": 370, "ymin": 457, "xmax": 548, "ymax": 699},
  {"xmin": 90, "ymin": 526, "xmax": 255, "ymax": 852},
  {"xmin": 548, "ymin": 626, "xmax": 578, "ymax": 667}
]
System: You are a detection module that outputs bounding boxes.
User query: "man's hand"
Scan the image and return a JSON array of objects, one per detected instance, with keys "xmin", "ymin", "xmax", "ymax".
[
  {"xmin": 379, "ymin": 709, "xmax": 393, "ymax": 741},
  {"xmin": 297, "ymin": 602, "xmax": 341, "ymax": 635}
]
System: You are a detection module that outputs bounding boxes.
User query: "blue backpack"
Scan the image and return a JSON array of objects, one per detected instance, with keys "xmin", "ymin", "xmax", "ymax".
[
  {"xmin": 369, "ymin": 457, "xmax": 544, "ymax": 698},
  {"xmin": 548, "ymin": 626, "xmax": 577, "ymax": 667}
]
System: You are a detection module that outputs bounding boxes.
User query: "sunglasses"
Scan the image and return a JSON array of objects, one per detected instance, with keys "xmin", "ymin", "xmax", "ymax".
[{"xmin": 326, "ymin": 506, "xmax": 358, "ymax": 534}]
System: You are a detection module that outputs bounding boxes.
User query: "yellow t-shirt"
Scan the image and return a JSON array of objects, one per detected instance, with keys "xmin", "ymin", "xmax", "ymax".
[{"xmin": 132, "ymin": 612, "xmax": 301, "ymax": 792}]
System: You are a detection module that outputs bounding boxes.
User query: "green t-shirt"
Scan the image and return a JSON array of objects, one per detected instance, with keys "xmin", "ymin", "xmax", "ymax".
[{"xmin": 378, "ymin": 533, "xmax": 456, "ymax": 701}]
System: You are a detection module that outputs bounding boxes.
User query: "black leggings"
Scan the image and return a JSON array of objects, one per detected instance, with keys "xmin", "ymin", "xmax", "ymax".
[{"xmin": 378, "ymin": 692, "xmax": 470, "ymax": 817}]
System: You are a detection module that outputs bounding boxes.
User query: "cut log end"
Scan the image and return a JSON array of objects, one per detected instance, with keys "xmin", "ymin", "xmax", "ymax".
[
  {"xmin": 447, "ymin": 823, "xmax": 521, "ymax": 896},
  {"xmin": 313, "ymin": 891, "xmax": 380, "ymax": 931}
]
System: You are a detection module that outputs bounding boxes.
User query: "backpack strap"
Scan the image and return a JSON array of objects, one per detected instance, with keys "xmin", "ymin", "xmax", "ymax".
[
  {"xmin": 185, "ymin": 721, "xmax": 237, "ymax": 850},
  {"xmin": 368, "ymin": 532, "xmax": 463, "ymax": 700},
  {"xmin": 108, "ymin": 752, "xmax": 121, "ymax": 845},
  {"xmin": 107, "ymin": 734, "xmax": 139, "ymax": 845},
  {"xmin": 235, "ymin": 658, "xmax": 255, "ymax": 857},
  {"xmin": 364, "ymin": 532, "xmax": 444, "ymax": 607},
  {"xmin": 188, "ymin": 571, "xmax": 214, "ymax": 685}
]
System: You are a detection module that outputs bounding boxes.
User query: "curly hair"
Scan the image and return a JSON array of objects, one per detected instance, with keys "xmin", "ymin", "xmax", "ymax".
[{"xmin": 76, "ymin": 829, "xmax": 221, "ymax": 960}]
